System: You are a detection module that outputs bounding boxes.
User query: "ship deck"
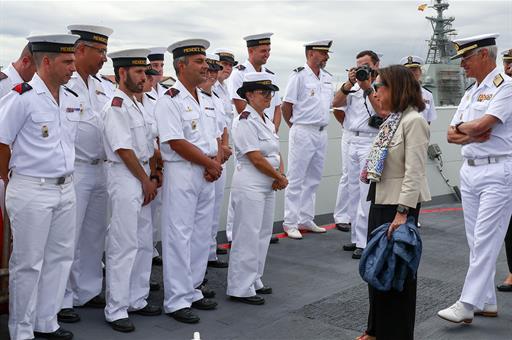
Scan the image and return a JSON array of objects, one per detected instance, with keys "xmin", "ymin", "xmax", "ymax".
[{"xmin": 1, "ymin": 198, "xmax": 511, "ymax": 340}]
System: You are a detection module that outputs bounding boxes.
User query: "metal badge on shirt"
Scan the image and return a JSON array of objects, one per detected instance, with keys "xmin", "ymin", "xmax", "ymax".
[{"xmin": 41, "ymin": 125, "xmax": 49, "ymax": 138}]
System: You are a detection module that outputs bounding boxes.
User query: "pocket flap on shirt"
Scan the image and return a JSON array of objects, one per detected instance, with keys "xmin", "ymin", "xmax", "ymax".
[{"xmin": 31, "ymin": 112, "xmax": 55, "ymax": 123}]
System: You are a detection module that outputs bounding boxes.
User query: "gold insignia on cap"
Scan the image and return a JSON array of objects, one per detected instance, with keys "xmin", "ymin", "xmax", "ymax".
[
  {"xmin": 493, "ymin": 74, "xmax": 504, "ymax": 87},
  {"xmin": 407, "ymin": 56, "xmax": 413, "ymax": 63},
  {"xmin": 257, "ymin": 39, "xmax": 271, "ymax": 44},
  {"xmin": 92, "ymin": 35, "xmax": 108, "ymax": 44},
  {"xmin": 59, "ymin": 46, "xmax": 75, "ymax": 53},
  {"xmin": 256, "ymin": 80, "xmax": 272, "ymax": 85},
  {"xmin": 131, "ymin": 59, "xmax": 146, "ymax": 65},
  {"xmin": 183, "ymin": 47, "xmax": 205, "ymax": 53},
  {"xmin": 218, "ymin": 52, "xmax": 234, "ymax": 58}
]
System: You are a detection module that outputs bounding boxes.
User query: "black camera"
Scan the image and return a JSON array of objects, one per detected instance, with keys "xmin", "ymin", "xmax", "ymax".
[
  {"xmin": 368, "ymin": 115, "xmax": 384, "ymax": 129},
  {"xmin": 355, "ymin": 65, "xmax": 374, "ymax": 81}
]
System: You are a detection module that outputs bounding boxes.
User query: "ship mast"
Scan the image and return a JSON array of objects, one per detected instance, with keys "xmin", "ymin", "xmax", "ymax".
[{"xmin": 425, "ymin": 0, "xmax": 457, "ymax": 64}]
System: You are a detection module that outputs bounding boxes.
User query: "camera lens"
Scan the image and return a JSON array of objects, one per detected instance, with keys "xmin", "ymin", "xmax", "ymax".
[{"xmin": 355, "ymin": 66, "xmax": 370, "ymax": 81}]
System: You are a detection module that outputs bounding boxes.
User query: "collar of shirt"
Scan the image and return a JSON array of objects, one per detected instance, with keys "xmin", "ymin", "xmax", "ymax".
[
  {"xmin": 4, "ymin": 63, "xmax": 24, "ymax": 84},
  {"xmin": 173, "ymin": 79, "xmax": 203, "ymax": 107},
  {"xmin": 246, "ymin": 104, "xmax": 274, "ymax": 133},
  {"xmin": 475, "ymin": 67, "xmax": 501, "ymax": 91},
  {"xmin": 112, "ymin": 88, "xmax": 140, "ymax": 111}
]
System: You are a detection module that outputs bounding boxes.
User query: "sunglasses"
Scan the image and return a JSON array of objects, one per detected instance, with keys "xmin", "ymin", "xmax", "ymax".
[
  {"xmin": 255, "ymin": 90, "xmax": 275, "ymax": 98},
  {"xmin": 372, "ymin": 82, "xmax": 386, "ymax": 92}
]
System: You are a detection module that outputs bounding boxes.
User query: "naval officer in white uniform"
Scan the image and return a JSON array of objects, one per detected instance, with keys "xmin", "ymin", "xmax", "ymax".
[
  {"xmin": 0, "ymin": 33, "xmax": 81, "ymax": 340},
  {"xmin": 226, "ymin": 32, "xmax": 282, "ymax": 244},
  {"xmin": 60, "ymin": 25, "xmax": 113, "ymax": 323},
  {"xmin": 400, "ymin": 55, "xmax": 437, "ymax": 124},
  {"xmin": 155, "ymin": 39, "xmax": 223, "ymax": 324},
  {"xmin": 0, "ymin": 43, "xmax": 36, "ymax": 99},
  {"xmin": 227, "ymin": 72, "xmax": 287, "ymax": 305},
  {"xmin": 102, "ymin": 49, "xmax": 162, "ymax": 333},
  {"xmin": 281, "ymin": 40, "xmax": 335, "ymax": 239},
  {"xmin": 438, "ymin": 33, "xmax": 512, "ymax": 324},
  {"xmin": 148, "ymin": 47, "xmax": 169, "ymax": 98}
]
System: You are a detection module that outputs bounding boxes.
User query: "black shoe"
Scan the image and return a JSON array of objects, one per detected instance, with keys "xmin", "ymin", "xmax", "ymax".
[
  {"xmin": 336, "ymin": 223, "xmax": 351, "ymax": 232},
  {"xmin": 108, "ymin": 318, "xmax": 135, "ymax": 333},
  {"xmin": 152, "ymin": 256, "xmax": 163, "ymax": 266},
  {"xmin": 270, "ymin": 236, "xmax": 279, "ymax": 244},
  {"xmin": 342, "ymin": 243, "xmax": 356, "ymax": 251},
  {"xmin": 82, "ymin": 295, "xmax": 106, "ymax": 308},
  {"xmin": 255, "ymin": 286, "xmax": 272, "ymax": 294},
  {"xmin": 352, "ymin": 247, "xmax": 364, "ymax": 259},
  {"xmin": 497, "ymin": 283, "xmax": 512, "ymax": 292},
  {"xmin": 230, "ymin": 295, "xmax": 265, "ymax": 305},
  {"xmin": 168, "ymin": 307, "xmax": 199, "ymax": 324},
  {"xmin": 57, "ymin": 308, "xmax": 80, "ymax": 323},
  {"xmin": 130, "ymin": 304, "xmax": 162, "ymax": 316},
  {"xmin": 34, "ymin": 327, "xmax": 74, "ymax": 339},
  {"xmin": 197, "ymin": 283, "xmax": 216, "ymax": 298},
  {"xmin": 150, "ymin": 280, "xmax": 160, "ymax": 291},
  {"xmin": 208, "ymin": 260, "xmax": 228, "ymax": 268},
  {"xmin": 216, "ymin": 247, "xmax": 228, "ymax": 255},
  {"xmin": 191, "ymin": 298, "xmax": 218, "ymax": 310}
]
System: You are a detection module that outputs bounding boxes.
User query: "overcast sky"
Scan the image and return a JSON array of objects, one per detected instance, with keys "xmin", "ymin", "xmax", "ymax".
[{"xmin": 1, "ymin": 0, "xmax": 511, "ymax": 88}]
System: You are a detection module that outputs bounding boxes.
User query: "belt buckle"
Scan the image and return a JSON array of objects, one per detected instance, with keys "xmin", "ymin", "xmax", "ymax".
[
  {"xmin": 57, "ymin": 176, "xmax": 66, "ymax": 185},
  {"xmin": 467, "ymin": 159, "xmax": 476, "ymax": 166}
]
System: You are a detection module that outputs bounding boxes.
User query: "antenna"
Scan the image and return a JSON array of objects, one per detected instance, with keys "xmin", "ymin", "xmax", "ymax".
[{"xmin": 424, "ymin": 0, "xmax": 457, "ymax": 64}]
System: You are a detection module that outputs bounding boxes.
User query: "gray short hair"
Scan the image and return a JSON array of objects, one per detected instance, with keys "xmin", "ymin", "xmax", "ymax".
[{"xmin": 173, "ymin": 56, "xmax": 188, "ymax": 76}]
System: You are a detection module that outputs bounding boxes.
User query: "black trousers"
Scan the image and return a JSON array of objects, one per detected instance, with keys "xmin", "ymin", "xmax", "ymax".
[
  {"xmin": 365, "ymin": 202, "xmax": 420, "ymax": 340},
  {"xmin": 506, "ymin": 217, "xmax": 512, "ymax": 273}
]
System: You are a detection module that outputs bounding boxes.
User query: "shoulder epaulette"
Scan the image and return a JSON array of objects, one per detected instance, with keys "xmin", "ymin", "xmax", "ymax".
[
  {"xmin": 466, "ymin": 82, "xmax": 475, "ymax": 91},
  {"xmin": 212, "ymin": 91, "xmax": 219, "ymax": 98},
  {"xmin": 92, "ymin": 74, "xmax": 101, "ymax": 82},
  {"xmin": 236, "ymin": 64, "xmax": 246, "ymax": 71},
  {"xmin": 160, "ymin": 83, "xmax": 170, "ymax": 89},
  {"xmin": 322, "ymin": 69, "xmax": 332, "ymax": 76},
  {"xmin": 165, "ymin": 88, "xmax": 180, "ymax": 98},
  {"xmin": 0, "ymin": 71, "xmax": 8, "ymax": 81},
  {"xmin": 265, "ymin": 68, "xmax": 274, "ymax": 75},
  {"xmin": 101, "ymin": 75, "xmax": 115, "ymax": 84},
  {"xmin": 12, "ymin": 83, "xmax": 32, "ymax": 95},
  {"xmin": 145, "ymin": 93, "xmax": 156, "ymax": 101},
  {"xmin": 293, "ymin": 66, "xmax": 305, "ymax": 73},
  {"xmin": 239, "ymin": 111, "xmax": 250, "ymax": 120},
  {"xmin": 64, "ymin": 86, "xmax": 79, "ymax": 97},
  {"xmin": 422, "ymin": 86, "xmax": 432, "ymax": 93},
  {"xmin": 493, "ymin": 74, "xmax": 504, "ymax": 88},
  {"xmin": 200, "ymin": 89, "xmax": 212, "ymax": 97},
  {"xmin": 111, "ymin": 97, "xmax": 123, "ymax": 107}
]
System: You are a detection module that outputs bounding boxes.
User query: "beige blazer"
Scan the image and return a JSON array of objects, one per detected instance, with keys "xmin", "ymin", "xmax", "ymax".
[{"xmin": 374, "ymin": 107, "xmax": 431, "ymax": 208}]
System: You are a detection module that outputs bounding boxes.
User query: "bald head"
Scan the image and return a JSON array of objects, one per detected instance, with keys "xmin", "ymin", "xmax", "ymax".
[{"xmin": 13, "ymin": 43, "xmax": 36, "ymax": 82}]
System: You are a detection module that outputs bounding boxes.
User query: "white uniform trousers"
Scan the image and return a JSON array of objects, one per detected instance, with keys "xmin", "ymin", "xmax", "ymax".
[
  {"xmin": 459, "ymin": 160, "xmax": 512, "ymax": 310},
  {"xmin": 346, "ymin": 134, "xmax": 373, "ymax": 248},
  {"xmin": 151, "ymin": 188, "xmax": 162, "ymax": 258},
  {"xmin": 225, "ymin": 157, "xmax": 237, "ymax": 242},
  {"xmin": 333, "ymin": 130, "xmax": 355, "ymax": 224},
  {"xmin": 6, "ymin": 174, "xmax": 76, "ymax": 340},
  {"xmin": 283, "ymin": 124, "xmax": 328, "ymax": 230},
  {"xmin": 63, "ymin": 161, "xmax": 108, "ymax": 308},
  {"xmin": 209, "ymin": 165, "xmax": 227, "ymax": 261},
  {"xmin": 227, "ymin": 189, "xmax": 274, "ymax": 297},
  {"xmin": 161, "ymin": 161, "xmax": 214, "ymax": 313},
  {"xmin": 104, "ymin": 162, "xmax": 153, "ymax": 322}
]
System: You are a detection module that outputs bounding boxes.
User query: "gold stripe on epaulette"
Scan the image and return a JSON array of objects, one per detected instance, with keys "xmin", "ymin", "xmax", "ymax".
[{"xmin": 493, "ymin": 74, "xmax": 504, "ymax": 87}]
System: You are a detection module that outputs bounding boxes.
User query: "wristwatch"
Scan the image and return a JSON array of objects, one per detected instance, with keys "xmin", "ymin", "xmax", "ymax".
[
  {"xmin": 455, "ymin": 121, "xmax": 464, "ymax": 134},
  {"xmin": 397, "ymin": 204, "xmax": 409, "ymax": 215}
]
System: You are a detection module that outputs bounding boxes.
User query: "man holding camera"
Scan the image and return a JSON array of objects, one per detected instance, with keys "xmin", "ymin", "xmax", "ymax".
[{"xmin": 332, "ymin": 50, "xmax": 387, "ymax": 259}]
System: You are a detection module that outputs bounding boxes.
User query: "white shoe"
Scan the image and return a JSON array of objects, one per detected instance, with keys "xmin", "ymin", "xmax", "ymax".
[
  {"xmin": 285, "ymin": 228, "xmax": 303, "ymax": 239},
  {"xmin": 474, "ymin": 303, "xmax": 498, "ymax": 317},
  {"xmin": 299, "ymin": 222, "xmax": 326, "ymax": 233},
  {"xmin": 437, "ymin": 301, "xmax": 473, "ymax": 324}
]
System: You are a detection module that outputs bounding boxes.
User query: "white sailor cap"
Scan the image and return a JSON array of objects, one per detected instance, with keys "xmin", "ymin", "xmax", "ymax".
[
  {"xmin": 147, "ymin": 47, "xmax": 166, "ymax": 61},
  {"xmin": 236, "ymin": 72, "xmax": 279, "ymax": 99},
  {"xmin": 501, "ymin": 48, "xmax": 512, "ymax": 61},
  {"xmin": 400, "ymin": 55, "xmax": 424, "ymax": 67},
  {"xmin": 243, "ymin": 32, "xmax": 273, "ymax": 47},
  {"xmin": 168, "ymin": 39, "xmax": 210, "ymax": 59},
  {"xmin": 107, "ymin": 48, "xmax": 150, "ymax": 68},
  {"xmin": 214, "ymin": 48, "xmax": 238, "ymax": 66},
  {"xmin": 27, "ymin": 34, "xmax": 80, "ymax": 53},
  {"xmin": 206, "ymin": 53, "xmax": 223, "ymax": 71},
  {"xmin": 451, "ymin": 33, "xmax": 499, "ymax": 59},
  {"xmin": 67, "ymin": 24, "xmax": 113, "ymax": 45},
  {"xmin": 304, "ymin": 40, "xmax": 333, "ymax": 52}
]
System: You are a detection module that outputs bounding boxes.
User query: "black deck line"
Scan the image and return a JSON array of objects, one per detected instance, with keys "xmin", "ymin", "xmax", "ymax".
[{"xmin": 1, "ymin": 199, "xmax": 511, "ymax": 340}]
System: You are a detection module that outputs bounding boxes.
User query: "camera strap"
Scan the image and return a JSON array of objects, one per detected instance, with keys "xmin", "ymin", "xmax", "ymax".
[{"xmin": 362, "ymin": 94, "xmax": 373, "ymax": 118}]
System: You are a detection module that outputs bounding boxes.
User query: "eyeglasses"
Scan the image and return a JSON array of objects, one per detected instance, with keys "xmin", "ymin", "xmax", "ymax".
[
  {"xmin": 372, "ymin": 82, "xmax": 386, "ymax": 92},
  {"xmin": 461, "ymin": 49, "xmax": 481, "ymax": 62},
  {"xmin": 255, "ymin": 90, "xmax": 275, "ymax": 98},
  {"xmin": 84, "ymin": 43, "xmax": 108, "ymax": 56}
]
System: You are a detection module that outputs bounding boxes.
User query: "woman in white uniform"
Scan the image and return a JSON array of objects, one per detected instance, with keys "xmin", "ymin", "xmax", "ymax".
[{"xmin": 227, "ymin": 72, "xmax": 288, "ymax": 305}]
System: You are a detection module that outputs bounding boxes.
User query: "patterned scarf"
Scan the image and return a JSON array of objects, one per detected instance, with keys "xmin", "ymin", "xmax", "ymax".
[{"xmin": 360, "ymin": 112, "xmax": 402, "ymax": 183}]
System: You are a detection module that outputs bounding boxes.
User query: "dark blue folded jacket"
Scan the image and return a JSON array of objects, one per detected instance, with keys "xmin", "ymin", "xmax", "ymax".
[{"xmin": 359, "ymin": 217, "xmax": 422, "ymax": 292}]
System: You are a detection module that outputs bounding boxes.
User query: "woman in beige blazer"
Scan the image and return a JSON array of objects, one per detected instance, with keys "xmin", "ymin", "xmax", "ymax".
[{"xmin": 357, "ymin": 65, "xmax": 431, "ymax": 340}]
